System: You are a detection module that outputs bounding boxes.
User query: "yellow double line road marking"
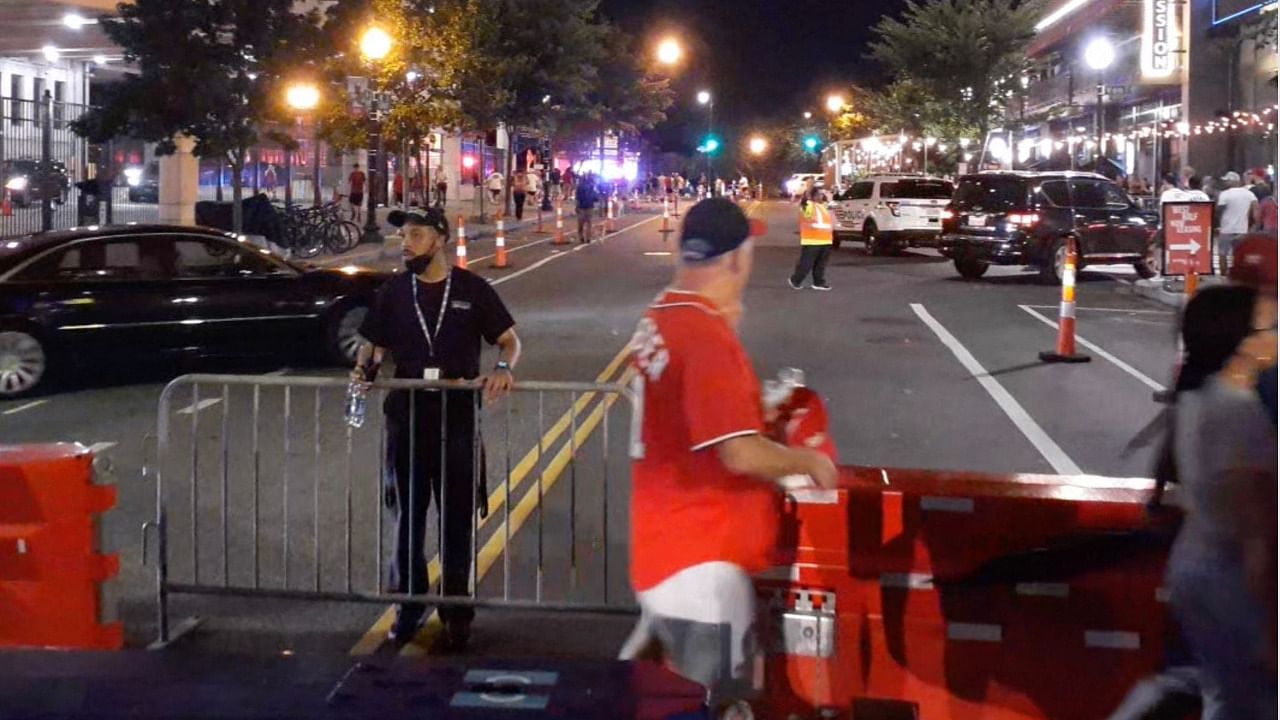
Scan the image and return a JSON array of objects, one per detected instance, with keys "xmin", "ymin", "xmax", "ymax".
[{"xmin": 349, "ymin": 342, "xmax": 633, "ymax": 655}]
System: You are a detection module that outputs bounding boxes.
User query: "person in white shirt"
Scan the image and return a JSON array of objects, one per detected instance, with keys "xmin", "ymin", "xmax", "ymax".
[{"xmin": 1216, "ymin": 171, "xmax": 1258, "ymax": 274}]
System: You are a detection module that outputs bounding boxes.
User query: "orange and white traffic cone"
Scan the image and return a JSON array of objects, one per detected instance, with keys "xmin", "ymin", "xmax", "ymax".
[
  {"xmin": 605, "ymin": 197, "xmax": 616, "ymax": 233},
  {"xmin": 1, "ymin": 190, "xmax": 11, "ymax": 217},
  {"xmin": 554, "ymin": 201, "xmax": 567, "ymax": 245},
  {"xmin": 660, "ymin": 197, "xmax": 671, "ymax": 236},
  {"xmin": 455, "ymin": 215, "xmax": 468, "ymax": 269},
  {"xmin": 672, "ymin": 193, "xmax": 680, "ymax": 217},
  {"xmin": 1039, "ymin": 237, "xmax": 1091, "ymax": 364},
  {"xmin": 492, "ymin": 214, "xmax": 509, "ymax": 269}
]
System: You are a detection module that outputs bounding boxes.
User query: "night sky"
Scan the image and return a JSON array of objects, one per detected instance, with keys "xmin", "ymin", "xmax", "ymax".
[{"xmin": 598, "ymin": 0, "xmax": 908, "ymax": 152}]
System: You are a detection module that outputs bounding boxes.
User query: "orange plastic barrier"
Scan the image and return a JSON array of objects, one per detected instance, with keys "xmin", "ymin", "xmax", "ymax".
[
  {"xmin": 0, "ymin": 443, "xmax": 123, "ymax": 650},
  {"xmin": 759, "ymin": 466, "xmax": 1174, "ymax": 720}
]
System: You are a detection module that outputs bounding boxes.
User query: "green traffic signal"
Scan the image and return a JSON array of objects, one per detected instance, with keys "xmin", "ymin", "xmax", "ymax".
[
  {"xmin": 803, "ymin": 135, "xmax": 819, "ymax": 151},
  {"xmin": 705, "ymin": 137, "xmax": 720, "ymax": 153}
]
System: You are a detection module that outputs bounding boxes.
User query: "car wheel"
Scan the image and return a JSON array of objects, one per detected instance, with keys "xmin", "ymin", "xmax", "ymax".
[
  {"xmin": 326, "ymin": 304, "xmax": 368, "ymax": 366},
  {"xmin": 954, "ymin": 256, "xmax": 989, "ymax": 280},
  {"xmin": 864, "ymin": 221, "xmax": 881, "ymax": 256},
  {"xmin": 1135, "ymin": 234, "xmax": 1160, "ymax": 279},
  {"xmin": 0, "ymin": 328, "xmax": 49, "ymax": 398},
  {"xmin": 1040, "ymin": 237, "xmax": 1068, "ymax": 285}
]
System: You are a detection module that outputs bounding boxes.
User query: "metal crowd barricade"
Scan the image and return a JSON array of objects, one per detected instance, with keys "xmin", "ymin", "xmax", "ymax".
[{"xmin": 141, "ymin": 373, "xmax": 638, "ymax": 647}]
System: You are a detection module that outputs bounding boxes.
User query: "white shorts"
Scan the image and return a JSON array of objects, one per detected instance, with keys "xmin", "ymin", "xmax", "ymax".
[{"xmin": 619, "ymin": 561, "xmax": 761, "ymax": 705}]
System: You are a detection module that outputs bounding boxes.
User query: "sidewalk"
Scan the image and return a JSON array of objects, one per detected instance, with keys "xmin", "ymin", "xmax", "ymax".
[{"xmin": 1124, "ymin": 275, "xmax": 1226, "ymax": 308}]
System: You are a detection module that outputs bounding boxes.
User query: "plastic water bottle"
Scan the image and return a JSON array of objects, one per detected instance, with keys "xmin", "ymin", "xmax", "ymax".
[{"xmin": 344, "ymin": 380, "xmax": 369, "ymax": 429}]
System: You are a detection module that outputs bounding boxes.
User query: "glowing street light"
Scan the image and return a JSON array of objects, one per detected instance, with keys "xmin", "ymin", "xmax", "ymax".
[
  {"xmin": 359, "ymin": 26, "xmax": 393, "ymax": 61},
  {"xmin": 748, "ymin": 136, "xmax": 768, "ymax": 155},
  {"xmin": 1083, "ymin": 37, "xmax": 1115, "ymax": 70},
  {"xmin": 285, "ymin": 82, "xmax": 320, "ymax": 111},
  {"xmin": 825, "ymin": 93, "xmax": 846, "ymax": 114},
  {"xmin": 656, "ymin": 37, "xmax": 682, "ymax": 66},
  {"xmin": 803, "ymin": 111, "xmax": 813, "ymax": 120},
  {"xmin": 696, "ymin": 90, "xmax": 711, "ymax": 105},
  {"xmin": 93, "ymin": 55, "xmax": 108, "ymax": 66},
  {"xmin": 62, "ymin": 12, "xmax": 96, "ymax": 29},
  {"xmin": 41, "ymin": 45, "xmax": 59, "ymax": 63}
]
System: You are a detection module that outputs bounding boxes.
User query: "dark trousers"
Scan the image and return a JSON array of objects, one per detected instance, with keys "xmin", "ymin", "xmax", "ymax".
[
  {"xmin": 790, "ymin": 244, "xmax": 832, "ymax": 286},
  {"xmin": 384, "ymin": 390, "xmax": 483, "ymax": 628},
  {"xmin": 513, "ymin": 191, "xmax": 526, "ymax": 220},
  {"xmin": 577, "ymin": 208, "xmax": 594, "ymax": 242},
  {"xmin": 435, "ymin": 183, "xmax": 447, "ymax": 208}
]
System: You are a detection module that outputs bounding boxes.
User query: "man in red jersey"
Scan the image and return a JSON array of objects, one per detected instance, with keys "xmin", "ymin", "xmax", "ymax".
[{"xmin": 620, "ymin": 198, "xmax": 838, "ymax": 716}]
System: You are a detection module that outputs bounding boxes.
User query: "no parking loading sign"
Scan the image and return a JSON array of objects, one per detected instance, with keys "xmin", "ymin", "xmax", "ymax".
[{"xmin": 1161, "ymin": 201, "xmax": 1214, "ymax": 276}]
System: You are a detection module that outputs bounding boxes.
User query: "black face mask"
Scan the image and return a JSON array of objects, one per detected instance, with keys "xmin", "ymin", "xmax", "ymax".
[{"xmin": 404, "ymin": 252, "xmax": 434, "ymax": 275}]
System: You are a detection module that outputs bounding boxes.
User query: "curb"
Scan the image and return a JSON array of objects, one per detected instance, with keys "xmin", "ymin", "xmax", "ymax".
[{"xmin": 1122, "ymin": 277, "xmax": 1226, "ymax": 309}]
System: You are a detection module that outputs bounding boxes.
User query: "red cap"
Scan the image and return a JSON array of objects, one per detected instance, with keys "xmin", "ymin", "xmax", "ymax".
[{"xmin": 1230, "ymin": 233, "xmax": 1278, "ymax": 289}]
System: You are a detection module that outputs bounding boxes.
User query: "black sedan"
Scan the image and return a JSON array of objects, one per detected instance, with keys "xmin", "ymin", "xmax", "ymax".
[{"xmin": 0, "ymin": 224, "xmax": 389, "ymax": 397}]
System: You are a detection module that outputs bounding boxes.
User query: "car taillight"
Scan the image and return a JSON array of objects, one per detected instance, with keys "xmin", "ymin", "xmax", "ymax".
[{"xmin": 1007, "ymin": 212, "xmax": 1040, "ymax": 227}]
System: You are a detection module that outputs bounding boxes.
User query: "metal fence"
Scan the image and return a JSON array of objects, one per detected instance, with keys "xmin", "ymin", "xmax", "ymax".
[
  {"xmin": 143, "ymin": 373, "xmax": 638, "ymax": 647},
  {"xmin": 1, "ymin": 93, "xmax": 158, "ymax": 238}
]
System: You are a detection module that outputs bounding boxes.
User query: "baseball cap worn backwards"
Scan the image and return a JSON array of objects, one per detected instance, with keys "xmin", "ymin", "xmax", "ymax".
[
  {"xmin": 388, "ymin": 208, "xmax": 450, "ymax": 237},
  {"xmin": 679, "ymin": 198, "xmax": 751, "ymax": 263}
]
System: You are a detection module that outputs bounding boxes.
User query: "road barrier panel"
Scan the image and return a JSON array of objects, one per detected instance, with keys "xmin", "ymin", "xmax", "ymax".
[
  {"xmin": 144, "ymin": 374, "xmax": 638, "ymax": 648},
  {"xmin": 0, "ymin": 444, "xmax": 123, "ymax": 650},
  {"xmin": 1039, "ymin": 236, "xmax": 1091, "ymax": 364}
]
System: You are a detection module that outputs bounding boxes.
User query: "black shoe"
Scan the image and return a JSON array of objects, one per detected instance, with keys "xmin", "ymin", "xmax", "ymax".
[
  {"xmin": 387, "ymin": 608, "xmax": 425, "ymax": 646},
  {"xmin": 437, "ymin": 618, "xmax": 471, "ymax": 653},
  {"xmin": 788, "ymin": 277, "xmax": 804, "ymax": 290},
  {"xmin": 812, "ymin": 283, "xmax": 832, "ymax": 291}
]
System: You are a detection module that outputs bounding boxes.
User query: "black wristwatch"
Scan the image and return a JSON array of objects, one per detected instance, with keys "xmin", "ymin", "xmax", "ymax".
[{"xmin": 495, "ymin": 360, "xmax": 512, "ymax": 373}]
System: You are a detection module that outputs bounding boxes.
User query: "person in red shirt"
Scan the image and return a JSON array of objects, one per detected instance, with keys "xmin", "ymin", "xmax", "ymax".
[
  {"xmin": 348, "ymin": 163, "xmax": 367, "ymax": 223},
  {"xmin": 619, "ymin": 197, "xmax": 838, "ymax": 715}
]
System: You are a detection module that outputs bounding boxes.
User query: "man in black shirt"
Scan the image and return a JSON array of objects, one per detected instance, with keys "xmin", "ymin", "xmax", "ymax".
[{"xmin": 353, "ymin": 208, "xmax": 521, "ymax": 650}]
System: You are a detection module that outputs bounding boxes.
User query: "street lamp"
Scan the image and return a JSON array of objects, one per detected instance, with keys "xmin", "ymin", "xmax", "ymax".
[
  {"xmin": 803, "ymin": 111, "xmax": 813, "ymax": 120},
  {"xmin": 697, "ymin": 90, "xmax": 715, "ymax": 189},
  {"xmin": 1083, "ymin": 37, "xmax": 1115, "ymax": 165},
  {"xmin": 825, "ymin": 93, "xmax": 846, "ymax": 114},
  {"xmin": 656, "ymin": 37, "xmax": 682, "ymax": 66},
  {"xmin": 285, "ymin": 82, "xmax": 321, "ymax": 209},
  {"xmin": 359, "ymin": 26, "xmax": 394, "ymax": 243},
  {"xmin": 748, "ymin": 136, "xmax": 768, "ymax": 156}
]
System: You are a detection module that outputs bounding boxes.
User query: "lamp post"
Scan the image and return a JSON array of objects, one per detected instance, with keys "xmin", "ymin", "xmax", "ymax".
[
  {"xmin": 359, "ymin": 26, "xmax": 393, "ymax": 245},
  {"xmin": 1083, "ymin": 37, "xmax": 1115, "ymax": 167},
  {"xmin": 285, "ymin": 82, "xmax": 320, "ymax": 209},
  {"xmin": 697, "ymin": 90, "xmax": 714, "ymax": 190}
]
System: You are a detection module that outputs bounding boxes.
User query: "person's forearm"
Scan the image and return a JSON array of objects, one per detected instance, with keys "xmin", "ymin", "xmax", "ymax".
[
  {"xmin": 716, "ymin": 434, "xmax": 814, "ymax": 483},
  {"xmin": 496, "ymin": 330, "xmax": 521, "ymax": 370},
  {"xmin": 355, "ymin": 343, "xmax": 384, "ymax": 375}
]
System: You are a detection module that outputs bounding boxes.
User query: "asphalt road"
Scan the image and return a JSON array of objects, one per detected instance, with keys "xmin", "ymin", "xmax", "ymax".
[{"xmin": 1, "ymin": 198, "xmax": 1177, "ymax": 662}]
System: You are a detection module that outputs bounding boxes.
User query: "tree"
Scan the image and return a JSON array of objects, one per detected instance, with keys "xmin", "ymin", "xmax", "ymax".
[
  {"xmin": 73, "ymin": 0, "xmax": 324, "ymax": 232},
  {"xmin": 867, "ymin": 0, "xmax": 1042, "ymax": 136}
]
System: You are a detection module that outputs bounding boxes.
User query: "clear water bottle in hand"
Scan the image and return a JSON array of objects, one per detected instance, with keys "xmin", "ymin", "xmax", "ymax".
[{"xmin": 344, "ymin": 364, "xmax": 377, "ymax": 429}]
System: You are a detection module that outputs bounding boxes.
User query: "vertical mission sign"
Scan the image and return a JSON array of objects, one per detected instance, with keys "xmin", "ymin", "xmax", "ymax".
[{"xmin": 1141, "ymin": 0, "xmax": 1179, "ymax": 80}]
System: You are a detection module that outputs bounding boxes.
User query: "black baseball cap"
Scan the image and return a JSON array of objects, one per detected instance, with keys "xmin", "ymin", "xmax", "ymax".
[
  {"xmin": 387, "ymin": 208, "xmax": 450, "ymax": 238},
  {"xmin": 679, "ymin": 198, "xmax": 751, "ymax": 263}
]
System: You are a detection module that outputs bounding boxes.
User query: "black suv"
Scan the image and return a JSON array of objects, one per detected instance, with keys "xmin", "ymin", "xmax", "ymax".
[
  {"xmin": 2, "ymin": 159, "xmax": 70, "ymax": 207},
  {"xmin": 939, "ymin": 171, "xmax": 1160, "ymax": 283}
]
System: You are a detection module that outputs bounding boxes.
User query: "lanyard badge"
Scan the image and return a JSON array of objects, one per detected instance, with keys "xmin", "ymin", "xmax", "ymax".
[{"xmin": 412, "ymin": 270, "xmax": 453, "ymax": 366}]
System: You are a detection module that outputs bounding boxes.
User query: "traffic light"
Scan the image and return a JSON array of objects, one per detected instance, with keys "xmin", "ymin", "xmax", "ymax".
[
  {"xmin": 803, "ymin": 135, "xmax": 820, "ymax": 152},
  {"xmin": 698, "ymin": 134, "xmax": 721, "ymax": 155}
]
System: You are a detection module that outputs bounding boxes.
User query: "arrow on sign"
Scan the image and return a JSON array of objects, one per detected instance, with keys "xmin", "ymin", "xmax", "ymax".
[{"xmin": 1170, "ymin": 240, "xmax": 1202, "ymax": 253}]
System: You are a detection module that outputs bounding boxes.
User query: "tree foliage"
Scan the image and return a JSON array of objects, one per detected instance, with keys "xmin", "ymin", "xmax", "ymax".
[
  {"xmin": 867, "ymin": 0, "xmax": 1042, "ymax": 135},
  {"xmin": 73, "ymin": 0, "xmax": 324, "ymax": 230}
]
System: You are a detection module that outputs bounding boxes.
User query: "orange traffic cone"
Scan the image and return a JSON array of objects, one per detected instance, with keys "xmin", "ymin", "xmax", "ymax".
[
  {"xmin": 659, "ymin": 197, "xmax": 671, "ymax": 236},
  {"xmin": 553, "ymin": 201, "xmax": 567, "ymax": 245},
  {"xmin": 455, "ymin": 215, "xmax": 468, "ymax": 269},
  {"xmin": 1039, "ymin": 237, "xmax": 1090, "ymax": 364},
  {"xmin": 605, "ymin": 197, "xmax": 616, "ymax": 233},
  {"xmin": 2, "ymin": 190, "xmax": 12, "ymax": 217},
  {"xmin": 492, "ymin": 214, "xmax": 509, "ymax": 269}
]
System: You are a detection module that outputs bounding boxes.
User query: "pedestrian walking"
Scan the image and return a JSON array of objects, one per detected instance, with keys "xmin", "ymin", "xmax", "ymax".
[
  {"xmin": 511, "ymin": 171, "xmax": 527, "ymax": 221},
  {"xmin": 618, "ymin": 197, "xmax": 837, "ymax": 717},
  {"xmin": 1217, "ymin": 171, "xmax": 1258, "ymax": 274},
  {"xmin": 351, "ymin": 207, "xmax": 522, "ymax": 651},
  {"xmin": 575, "ymin": 171, "xmax": 600, "ymax": 243},
  {"xmin": 348, "ymin": 163, "xmax": 367, "ymax": 223},
  {"xmin": 789, "ymin": 187, "xmax": 834, "ymax": 291},
  {"xmin": 548, "ymin": 166, "xmax": 562, "ymax": 203},
  {"xmin": 1251, "ymin": 183, "xmax": 1276, "ymax": 233},
  {"xmin": 434, "ymin": 164, "xmax": 447, "ymax": 208},
  {"xmin": 1156, "ymin": 284, "xmax": 1277, "ymax": 720},
  {"xmin": 264, "ymin": 164, "xmax": 279, "ymax": 200}
]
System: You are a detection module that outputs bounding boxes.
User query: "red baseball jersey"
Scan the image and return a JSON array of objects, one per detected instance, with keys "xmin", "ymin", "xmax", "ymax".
[{"xmin": 628, "ymin": 289, "xmax": 782, "ymax": 592}]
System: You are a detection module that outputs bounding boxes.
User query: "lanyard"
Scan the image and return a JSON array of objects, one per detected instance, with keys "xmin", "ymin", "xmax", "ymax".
[{"xmin": 411, "ymin": 270, "xmax": 452, "ymax": 360}]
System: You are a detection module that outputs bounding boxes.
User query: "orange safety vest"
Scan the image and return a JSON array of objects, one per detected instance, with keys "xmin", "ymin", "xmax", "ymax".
[{"xmin": 799, "ymin": 201, "xmax": 834, "ymax": 246}]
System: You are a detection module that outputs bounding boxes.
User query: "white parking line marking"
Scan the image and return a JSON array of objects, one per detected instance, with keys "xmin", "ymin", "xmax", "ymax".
[
  {"xmin": 911, "ymin": 303, "xmax": 1082, "ymax": 475},
  {"xmin": 1018, "ymin": 305, "xmax": 1166, "ymax": 393},
  {"xmin": 86, "ymin": 441, "xmax": 117, "ymax": 454},
  {"xmin": 491, "ymin": 215, "xmax": 660, "ymax": 287},
  {"xmin": 177, "ymin": 398, "xmax": 223, "ymax": 415},
  {"xmin": 1023, "ymin": 304, "xmax": 1171, "ymax": 315},
  {"xmin": 2, "ymin": 399, "xmax": 48, "ymax": 415}
]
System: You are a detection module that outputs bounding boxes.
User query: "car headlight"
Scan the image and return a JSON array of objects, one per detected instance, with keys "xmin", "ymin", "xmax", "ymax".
[
  {"xmin": 124, "ymin": 167, "xmax": 143, "ymax": 187},
  {"xmin": 5, "ymin": 176, "xmax": 28, "ymax": 191}
]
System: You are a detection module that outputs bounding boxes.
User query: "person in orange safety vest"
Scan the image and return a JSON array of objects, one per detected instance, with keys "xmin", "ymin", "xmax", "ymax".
[{"xmin": 788, "ymin": 187, "xmax": 834, "ymax": 291}]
